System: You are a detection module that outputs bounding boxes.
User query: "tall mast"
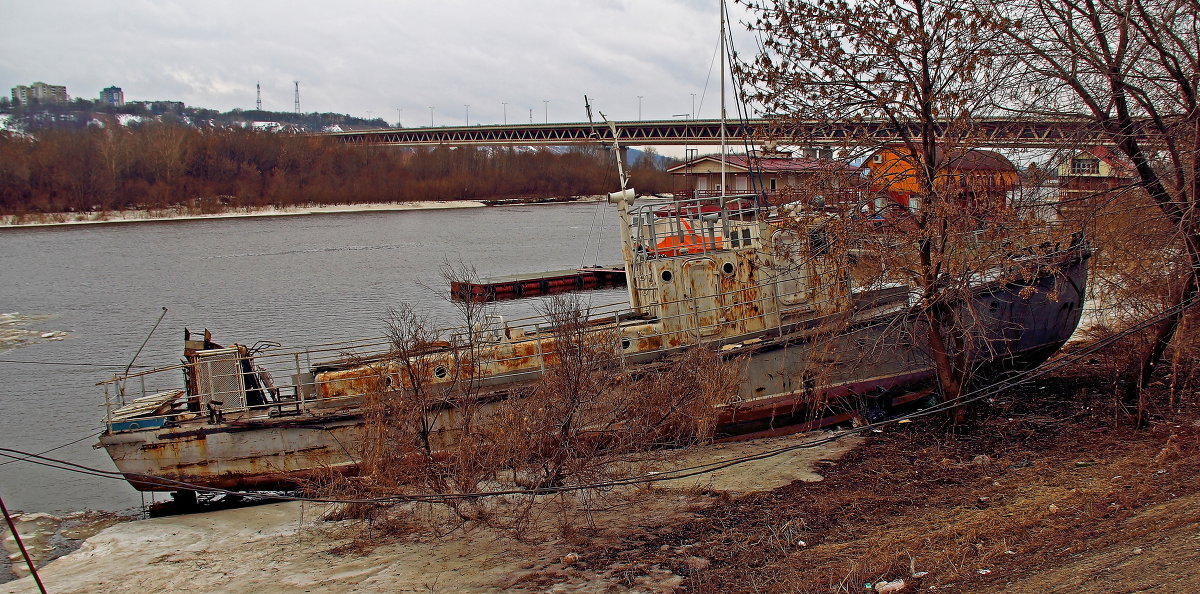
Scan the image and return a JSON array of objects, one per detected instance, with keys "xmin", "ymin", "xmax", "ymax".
[{"xmin": 719, "ymin": 0, "xmax": 727, "ymax": 206}]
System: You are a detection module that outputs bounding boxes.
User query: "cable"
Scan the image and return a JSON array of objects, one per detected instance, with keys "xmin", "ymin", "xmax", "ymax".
[{"xmin": 0, "ymin": 430, "xmax": 101, "ymax": 466}]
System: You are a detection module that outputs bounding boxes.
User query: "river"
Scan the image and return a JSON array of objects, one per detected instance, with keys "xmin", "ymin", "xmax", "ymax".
[{"xmin": 0, "ymin": 203, "xmax": 625, "ymax": 514}]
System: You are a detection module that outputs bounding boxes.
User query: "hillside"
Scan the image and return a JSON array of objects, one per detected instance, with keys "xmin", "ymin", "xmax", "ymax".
[{"xmin": 0, "ymin": 100, "xmax": 389, "ymax": 133}]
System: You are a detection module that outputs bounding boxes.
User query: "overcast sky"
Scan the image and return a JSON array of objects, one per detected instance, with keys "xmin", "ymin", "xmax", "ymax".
[{"xmin": 1, "ymin": 1, "xmax": 760, "ymax": 126}]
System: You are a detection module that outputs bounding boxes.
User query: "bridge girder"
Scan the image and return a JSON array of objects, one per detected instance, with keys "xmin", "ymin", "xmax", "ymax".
[{"xmin": 326, "ymin": 117, "xmax": 1105, "ymax": 149}]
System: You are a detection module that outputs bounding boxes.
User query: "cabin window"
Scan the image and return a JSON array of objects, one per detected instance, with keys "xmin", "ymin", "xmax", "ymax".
[
  {"xmin": 810, "ymin": 229, "xmax": 830, "ymax": 256},
  {"xmin": 661, "ymin": 269, "xmax": 673, "ymax": 282},
  {"xmin": 722, "ymin": 261, "xmax": 736, "ymax": 275},
  {"xmin": 770, "ymin": 178, "xmax": 778, "ymax": 190},
  {"xmin": 872, "ymin": 154, "xmax": 884, "ymax": 164},
  {"xmin": 433, "ymin": 365, "xmax": 448, "ymax": 379},
  {"xmin": 1071, "ymin": 157, "xmax": 1100, "ymax": 175}
]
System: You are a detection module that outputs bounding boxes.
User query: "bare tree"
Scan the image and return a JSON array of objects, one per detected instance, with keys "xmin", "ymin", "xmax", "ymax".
[
  {"xmin": 995, "ymin": 0, "xmax": 1200, "ymax": 415},
  {"xmin": 345, "ymin": 288, "xmax": 740, "ymax": 535},
  {"xmin": 737, "ymin": 0, "xmax": 1039, "ymax": 404}
]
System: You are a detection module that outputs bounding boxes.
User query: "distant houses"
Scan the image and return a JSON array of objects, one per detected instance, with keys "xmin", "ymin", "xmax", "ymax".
[
  {"xmin": 9, "ymin": 82, "xmax": 128, "ymax": 108},
  {"xmin": 1056, "ymin": 146, "xmax": 1138, "ymax": 219},
  {"xmin": 865, "ymin": 146, "xmax": 1018, "ymax": 214},
  {"xmin": 667, "ymin": 147, "xmax": 861, "ymax": 205},
  {"xmin": 668, "ymin": 145, "xmax": 1027, "ymax": 219},
  {"xmin": 10, "ymin": 81, "xmax": 69, "ymax": 105}
]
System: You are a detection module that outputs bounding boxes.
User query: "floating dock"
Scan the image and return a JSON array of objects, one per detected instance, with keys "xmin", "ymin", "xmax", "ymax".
[{"xmin": 451, "ymin": 266, "xmax": 626, "ymax": 302}]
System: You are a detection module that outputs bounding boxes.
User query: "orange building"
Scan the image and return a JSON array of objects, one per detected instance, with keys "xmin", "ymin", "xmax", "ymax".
[{"xmin": 865, "ymin": 147, "xmax": 1017, "ymax": 213}]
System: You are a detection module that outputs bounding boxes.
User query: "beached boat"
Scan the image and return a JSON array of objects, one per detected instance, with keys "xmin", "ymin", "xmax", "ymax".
[{"xmin": 96, "ymin": 187, "xmax": 1090, "ymax": 497}]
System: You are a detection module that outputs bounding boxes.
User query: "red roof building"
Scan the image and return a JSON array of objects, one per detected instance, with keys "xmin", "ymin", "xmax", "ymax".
[{"xmin": 667, "ymin": 152, "xmax": 862, "ymax": 205}]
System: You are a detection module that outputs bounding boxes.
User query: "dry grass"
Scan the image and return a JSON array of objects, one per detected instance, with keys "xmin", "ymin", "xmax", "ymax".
[{"xmin": 582, "ymin": 342, "xmax": 1200, "ymax": 592}]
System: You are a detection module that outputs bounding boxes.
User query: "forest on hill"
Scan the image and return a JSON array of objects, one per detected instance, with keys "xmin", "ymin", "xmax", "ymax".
[{"xmin": 0, "ymin": 125, "xmax": 674, "ymax": 215}]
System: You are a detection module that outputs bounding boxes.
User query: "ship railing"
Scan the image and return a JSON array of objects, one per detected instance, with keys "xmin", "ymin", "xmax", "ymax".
[
  {"xmin": 628, "ymin": 194, "xmax": 763, "ymax": 261},
  {"xmin": 96, "ymin": 264, "xmax": 886, "ymax": 432}
]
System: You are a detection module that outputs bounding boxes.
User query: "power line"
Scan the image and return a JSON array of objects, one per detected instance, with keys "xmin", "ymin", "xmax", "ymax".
[{"xmin": 0, "ymin": 359, "xmax": 148, "ymax": 368}]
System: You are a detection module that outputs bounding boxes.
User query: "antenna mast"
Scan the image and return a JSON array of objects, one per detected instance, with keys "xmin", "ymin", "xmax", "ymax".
[
  {"xmin": 293, "ymin": 81, "xmax": 300, "ymax": 114},
  {"xmin": 719, "ymin": 0, "xmax": 727, "ymax": 206},
  {"xmin": 256, "ymin": 82, "xmax": 262, "ymax": 111}
]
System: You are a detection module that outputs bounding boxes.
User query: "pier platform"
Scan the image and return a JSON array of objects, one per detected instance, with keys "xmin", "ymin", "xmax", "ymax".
[{"xmin": 451, "ymin": 266, "xmax": 626, "ymax": 302}]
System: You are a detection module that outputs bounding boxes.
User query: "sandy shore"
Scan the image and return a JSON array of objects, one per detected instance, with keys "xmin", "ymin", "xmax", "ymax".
[{"xmin": 2, "ymin": 432, "xmax": 859, "ymax": 593}]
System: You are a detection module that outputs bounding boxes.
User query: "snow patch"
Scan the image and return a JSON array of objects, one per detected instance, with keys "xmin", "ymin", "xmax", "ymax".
[
  {"xmin": 116, "ymin": 114, "xmax": 143, "ymax": 126},
  {"xmin": 252, "ymin": 121, "xmax": 284, "ymax": 132}
]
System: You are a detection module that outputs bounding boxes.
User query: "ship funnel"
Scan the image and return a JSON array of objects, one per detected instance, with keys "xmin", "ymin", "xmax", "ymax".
[{"xmin": 607, "ymin": 188, "xmax": 636, "ymax": 205}]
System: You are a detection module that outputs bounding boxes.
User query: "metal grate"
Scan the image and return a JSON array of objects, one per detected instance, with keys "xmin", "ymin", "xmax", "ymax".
[{"xmin": 195, "ymin": 348, "xmax": 246, "ymax": 410}]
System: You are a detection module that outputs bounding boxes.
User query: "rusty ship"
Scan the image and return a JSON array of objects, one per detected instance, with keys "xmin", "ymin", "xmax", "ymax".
[{"xmin": 96, "ymin": 184, "xmax": 1090, "ymax": 499}]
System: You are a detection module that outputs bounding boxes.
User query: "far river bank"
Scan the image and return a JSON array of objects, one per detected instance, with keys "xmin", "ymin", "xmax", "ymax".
[{"xmin": 0, "ymin": 196, "xmax": 605, "ymax": 229}]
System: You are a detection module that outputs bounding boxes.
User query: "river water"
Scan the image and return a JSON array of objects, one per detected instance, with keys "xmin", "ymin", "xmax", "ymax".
[{"xmin": 0, "ymin": 203, "xmax": 625, "ymax": 514}]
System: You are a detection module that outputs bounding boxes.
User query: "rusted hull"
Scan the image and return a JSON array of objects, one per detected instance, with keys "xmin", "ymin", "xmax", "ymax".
[{"xmin": 99, "ymin": 415, "xmax": 364, "ymax": 492}]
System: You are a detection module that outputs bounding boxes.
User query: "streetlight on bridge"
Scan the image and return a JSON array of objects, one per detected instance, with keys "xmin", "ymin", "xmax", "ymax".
[
  {"xmin": 429, "ymin": 106, "xmax": 434, "ymax": 127},
  {"xmin": 464, "ymin": 104, "xmax": 470, "ymax": 126},
  {"xmin": 543, "ymin": 100, "xmax": 549, "ymax": 123},
  {"xmin": 638, "ymin": 96, "xmax": 644, "ymax": 120},
  {"xmin": 501, "ymin": 102, "xmax": 507, "ymax": 125}
]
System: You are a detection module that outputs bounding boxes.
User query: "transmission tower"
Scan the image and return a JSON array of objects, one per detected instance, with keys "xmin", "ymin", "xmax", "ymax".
[
  {"xmin": 293, "ymin": 81, "xmax": 300, "ymax": 114},
  {"xmin": 256, "ymin": 82, "xmax": 262, "ymax": 111}
]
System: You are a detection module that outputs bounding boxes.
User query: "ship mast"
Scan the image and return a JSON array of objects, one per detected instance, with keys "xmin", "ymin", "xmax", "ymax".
[
  {"xmin": 603, "ymin": 117, "xmax": 643, "ymax": 313},
  {"xmin": 719, "ymin": 0, "xmax": 727, "ymax": 207}
]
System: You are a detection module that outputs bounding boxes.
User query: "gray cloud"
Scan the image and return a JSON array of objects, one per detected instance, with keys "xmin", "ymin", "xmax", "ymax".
[{"xmin": 1, "ymin": 0, "xmax": 757, "ymax": 124}]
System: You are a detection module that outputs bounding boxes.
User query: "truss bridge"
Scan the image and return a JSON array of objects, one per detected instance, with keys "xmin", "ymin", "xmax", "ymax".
[{"xmin": 327, "ymin": 117, "xmax": 1100, "ymax": 149}]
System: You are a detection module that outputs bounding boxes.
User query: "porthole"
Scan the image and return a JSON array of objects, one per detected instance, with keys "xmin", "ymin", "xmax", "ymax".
[
  {"xmin": 621, "ymin": 338, "xmax": 632, "ymax": 350},
  {"xmin": 722, "ymin": 261, "xmax": 736, "ymax": 275},
  {"xmin": 989, "ymin": 300, "xmax": 1000, "ymax": 313},
  {"xmin": 661, "ymin": 269, "xmax": 673, "ymax": 282},
  {"xmin": 433, "ymin": 365, "xmax": 448, "ymax": 379}
]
